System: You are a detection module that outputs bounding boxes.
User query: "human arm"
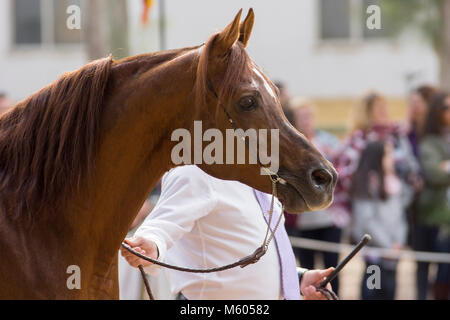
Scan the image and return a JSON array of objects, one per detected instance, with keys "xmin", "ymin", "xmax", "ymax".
[
  {"xmin": 120, "ymin": 166, "xmax": 217, "ymax": 273},
  {"xmin": 419, "ymin": 139, "xmax": 450, "ymax": 187}
]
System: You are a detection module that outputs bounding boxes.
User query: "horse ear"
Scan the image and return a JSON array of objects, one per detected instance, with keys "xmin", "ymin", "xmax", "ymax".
[
  {"xmin": 239, "ymin": 8, "xmax": 255, "ymax": 48},
  {"xmin": 212, "ymin": 9, "xmax": 242, "ymax": 57}
]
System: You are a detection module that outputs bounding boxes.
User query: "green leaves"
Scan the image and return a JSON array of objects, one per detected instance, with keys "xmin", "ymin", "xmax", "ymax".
[{"xmin": 379, "ymin": 0, "xmax": 443, "ymax": 50}]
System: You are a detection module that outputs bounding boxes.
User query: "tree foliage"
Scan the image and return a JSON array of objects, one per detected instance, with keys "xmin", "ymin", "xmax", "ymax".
[{"xmin": 379, "ymin": 0, "xmax": 443, "ymax": 50}]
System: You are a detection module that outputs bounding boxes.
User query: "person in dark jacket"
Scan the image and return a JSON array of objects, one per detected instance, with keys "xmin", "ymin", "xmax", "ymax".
[{"xmin": 417, "ymin": 92, "xmax": 450, "ymax": 300}]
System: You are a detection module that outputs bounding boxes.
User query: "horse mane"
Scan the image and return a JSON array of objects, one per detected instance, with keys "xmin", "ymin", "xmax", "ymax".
[
  {"xmin": 194, "ymin": 34, "xmax": 251, "ymax": 108},
  {"xmin": 0, "ymin": 40, "xmax": 248, "ymax": 222},
  {"xmin": 0, "ymin": 56, "xmax": 113, "ymax": 222}
]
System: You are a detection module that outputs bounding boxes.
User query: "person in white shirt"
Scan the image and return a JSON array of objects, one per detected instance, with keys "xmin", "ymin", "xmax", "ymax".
[{"xmin": 121, "ymin": 165, "xmax": 334, "ymax": 300}]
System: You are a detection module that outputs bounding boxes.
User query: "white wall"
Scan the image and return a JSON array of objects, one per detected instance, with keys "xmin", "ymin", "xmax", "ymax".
[
  {"xmin": 0, "ymin": 0, "xmax": 439, "ymax": 102},
  {"xmin": 128, "ymin": 0, "xmax": 439, "ymax": 98},
  {"xmin": 0, "ymin": 0, "xmax": 86, "ymax": 102}
]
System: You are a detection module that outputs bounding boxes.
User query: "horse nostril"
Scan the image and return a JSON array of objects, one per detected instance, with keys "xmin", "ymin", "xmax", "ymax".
[{"xmin": 310, "ymin": 168, "xmax": 333, "ymax": 189}]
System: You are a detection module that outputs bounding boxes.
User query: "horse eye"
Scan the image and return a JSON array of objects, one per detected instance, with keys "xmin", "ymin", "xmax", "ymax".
[{"xmin": 238, "ymin": 96, "xmax": 257, "ymax": 110}]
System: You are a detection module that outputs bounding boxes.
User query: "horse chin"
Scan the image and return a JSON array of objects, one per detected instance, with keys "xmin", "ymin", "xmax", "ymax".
[
  {"xmin": 277, "ymin": 180, "xmax": 333, "ymax": 214},
  {"xmin": 277, "ymin": 182, "xmax": 311, "ymax": 214}
]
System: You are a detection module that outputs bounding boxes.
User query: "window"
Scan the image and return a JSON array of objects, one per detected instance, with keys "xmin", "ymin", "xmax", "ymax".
[
  {"xmin": 319, "ymin": 0, "xmax": 393, "ymax": 42},
  {"xmin": 14, "ymin": 0, "xmax": 41, "ymax": 44},
  {"xmin": 320, "ymin": 0, "xmax": 351, "ymax": 39},
  {"xmin": 13, "ymin": 0, "xmax": 82, "ymax": 46}
]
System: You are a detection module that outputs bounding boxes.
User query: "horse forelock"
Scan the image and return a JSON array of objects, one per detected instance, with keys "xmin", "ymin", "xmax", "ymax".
[{"xmin": 0, "ymin": 56, "xmax": 113, "ymax": 223}]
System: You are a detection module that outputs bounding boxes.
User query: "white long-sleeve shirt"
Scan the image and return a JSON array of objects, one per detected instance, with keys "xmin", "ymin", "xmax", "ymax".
[{"xmin": 134, "ymin": 165, "xmax": 284, "ymax": 300}]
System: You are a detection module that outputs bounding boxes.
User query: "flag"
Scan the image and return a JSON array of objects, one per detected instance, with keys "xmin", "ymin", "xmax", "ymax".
[{"xmin": 141, "ymin": 0, "xmax": 154, "ymax": 24}]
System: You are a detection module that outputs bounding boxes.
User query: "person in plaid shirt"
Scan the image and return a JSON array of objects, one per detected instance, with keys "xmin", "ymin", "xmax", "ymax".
[{"xmin": 332, "ymin": 92, "xmax": 420, "ymax": 240}]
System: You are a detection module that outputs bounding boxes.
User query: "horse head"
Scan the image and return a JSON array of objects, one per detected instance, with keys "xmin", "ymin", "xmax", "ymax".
[{"xmin": 193, "ymin": 9, "xmax": 337, "ymax": 213}]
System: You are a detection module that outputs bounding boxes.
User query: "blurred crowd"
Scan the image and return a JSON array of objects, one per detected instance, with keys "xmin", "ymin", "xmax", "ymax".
[{"xmin": 280, "ymin": 83, "xmax": 450, "ymax": 300}]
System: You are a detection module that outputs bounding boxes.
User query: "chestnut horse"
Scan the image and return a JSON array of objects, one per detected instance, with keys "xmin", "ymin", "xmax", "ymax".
[{"xmin": 0, "ymin": 9, "xmax": 336, "ymax": 299}]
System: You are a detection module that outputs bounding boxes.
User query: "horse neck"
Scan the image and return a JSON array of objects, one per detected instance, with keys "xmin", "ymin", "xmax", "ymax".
[{"xmin": 67, "ymin": 49, "xmax": 203, "ymax": 272}]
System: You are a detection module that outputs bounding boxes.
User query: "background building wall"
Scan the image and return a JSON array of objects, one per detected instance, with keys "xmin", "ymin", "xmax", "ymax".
[
  {"xmin": 128, "ymin": 0, "xmax": 439, "ymax": 98},
  {"xmin": 0, "ymin": 0, "xmax": 86, "ymax": 102},
  {"xmin": 0, "ymin": 0, "xmax": 439, "ymax": 134}
]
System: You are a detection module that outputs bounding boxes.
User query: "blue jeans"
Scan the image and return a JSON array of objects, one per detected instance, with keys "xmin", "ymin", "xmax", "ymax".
[
  {"xmin": 412, "ymin": 224, "xmax": 439, "ymax": 300},
  {"xmin": 435, "ymin": 232, "xmax": 450, "ymax": 285}
]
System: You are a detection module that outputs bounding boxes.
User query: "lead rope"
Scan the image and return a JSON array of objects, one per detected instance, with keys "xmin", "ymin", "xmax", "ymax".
[{"xmin": 121, "ymin": 177, "xmax": 283, "ymax": 300}]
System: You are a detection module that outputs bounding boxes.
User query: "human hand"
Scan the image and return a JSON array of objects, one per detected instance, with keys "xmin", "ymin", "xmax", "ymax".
[
  {"xmin": 120, "ymin": 236, "xmax": 159, "ymax": 268},
  {"xmin": 300, "ymin": 267, "xmax": 335, "ymax": 300}
]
